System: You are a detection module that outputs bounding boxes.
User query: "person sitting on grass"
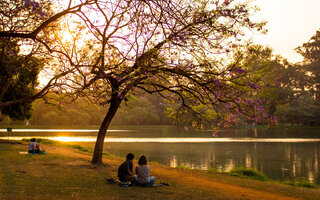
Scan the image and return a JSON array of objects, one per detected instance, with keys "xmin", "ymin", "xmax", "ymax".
[
  {"xmin": 28, "ymin": 138, "xmax": 41, "ymax": 154},
  {"xmin": 135, "ymin": 154, "xmax": 155, "ymax": 186},
  {"xmin": 118, "ymin": 153, "xmax": 136, "ymax": 183}
]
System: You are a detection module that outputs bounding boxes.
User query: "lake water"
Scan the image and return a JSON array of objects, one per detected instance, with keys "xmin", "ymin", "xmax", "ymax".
[{"xmin": 1, "ymin": 126, "xmax": 319, "ymax": 184}]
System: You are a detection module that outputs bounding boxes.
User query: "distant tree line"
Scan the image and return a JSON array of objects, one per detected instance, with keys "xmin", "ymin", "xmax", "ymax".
[
  {"xmin": 235, "ymin": 30, "xmax": 320, "ymax": 126},
  {"xmin": 276, "ymin": 29, "xmax": 320, "ymax": 126},
  {"xmin": 0, "ymin": 93, "xmax": 173, "ymax": 126}
]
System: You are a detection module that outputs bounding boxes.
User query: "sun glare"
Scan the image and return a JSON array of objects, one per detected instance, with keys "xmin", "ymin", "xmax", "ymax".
[
  {"xmin": 49, "ymin": 136, "xmax": 96, "ymax": 142},
  {"xmin": 50, "ymin": 136, "xmax": 75, "ymax": 142}
]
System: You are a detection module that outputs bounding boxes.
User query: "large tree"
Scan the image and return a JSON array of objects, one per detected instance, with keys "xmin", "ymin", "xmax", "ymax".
[
  {"xmin": 45, "ymin": 0, "xmax": 267, "ymax": 164},
  {"xmin": 1, "ymin": 0, "xmax": 267, "ymax": 165}
]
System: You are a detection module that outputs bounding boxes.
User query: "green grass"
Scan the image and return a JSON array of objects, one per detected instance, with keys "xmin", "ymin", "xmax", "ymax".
[
  {"xmin": 227, "ymin": 167, "xmax": 269, "ymax": 181},
  {"xmin": 207, "ymin": 168, "xmax": 218, "ymax": 173},
  {"xmin": 227, "ymin": 167, "xmax": 319, "ymax": 189},
  {"xmin": 0, "ymin": 142, "xmax": 223, "ymax": 200},
  {"xmin": 176, "ymin": 165, "xmax": 190, "ymax": 170},
  {"xmin": 282, "ymin": 180, "xmax": 319, "ymax": 189},
  {"xmin": 70, "ymin": 144, "xmax": 90, "ymax": 152}
]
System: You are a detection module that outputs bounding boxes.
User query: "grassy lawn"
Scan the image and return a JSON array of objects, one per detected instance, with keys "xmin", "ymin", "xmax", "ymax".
[{"xmin": 1, "ymin": 140, "xmax": 320, "ymax": 200}]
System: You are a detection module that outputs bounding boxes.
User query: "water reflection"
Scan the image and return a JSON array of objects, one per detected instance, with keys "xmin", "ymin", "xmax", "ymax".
[{"xmin": 102, "ymin": 141, "xmax": 320, "ymax": 184}]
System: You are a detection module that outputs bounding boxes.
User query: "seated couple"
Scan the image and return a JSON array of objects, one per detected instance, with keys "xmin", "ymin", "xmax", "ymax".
[{"xmin": 118, "ymin": 153, "xmax": 155, "ymax": 186}]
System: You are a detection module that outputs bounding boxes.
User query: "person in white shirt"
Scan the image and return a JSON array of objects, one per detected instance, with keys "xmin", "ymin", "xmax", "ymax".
[
  {"xmin": 135, "ymin": 155, "xmax": 155, "ymax": 186},
  {"xmin": 28, "ymin": 138, "xmax": 41, "ymax": 154}
]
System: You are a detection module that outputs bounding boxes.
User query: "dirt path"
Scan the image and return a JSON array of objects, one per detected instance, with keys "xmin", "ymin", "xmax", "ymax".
[{"xmin": 152, "ymin": 166, "xmax": 302, "ymax": 200}]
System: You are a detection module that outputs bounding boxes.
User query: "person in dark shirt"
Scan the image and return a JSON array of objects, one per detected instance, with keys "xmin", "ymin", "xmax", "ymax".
[{"xmin": 118, "ymin": 153, "xmax": 135, "ymax": 182}]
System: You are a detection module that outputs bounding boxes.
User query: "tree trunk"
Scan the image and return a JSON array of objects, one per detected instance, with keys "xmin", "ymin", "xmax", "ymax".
[{"xmin": 91, "ymin": 97, "xmax": 121, "ymax": 165}]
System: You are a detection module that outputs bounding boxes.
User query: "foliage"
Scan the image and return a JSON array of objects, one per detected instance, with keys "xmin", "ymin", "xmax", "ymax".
[
  {"xmin": 0, "ymin": 0, "xmax": 102, "ymax": 122},
  {"xmin": 70, "ymin": 144, "xmax": 89, "ymax": 152},
  {"xmin": 176, "ymin": 165, "xmax": 190, "ymax": 170},
  {"xmin": 282, "ymin": 179, "xmax": 319, "ymax": 189},
  {"xmin": 112, "ymin": 94, "xmax": 168, "ymax": 125},
  {"xmin": 296, "ymin": 29, "xmax": 320, "ymax": 101},
  {"xmin": 0, "ymin": 0, "xmax": 56, "ymax": 121},
  {"xmin": 0, "ymin": 0, "xmax": 52, "ymax": 33},
  {"xmin": 228, "ymin": 167, "xmax": 269, "ymax": 181},
  {"xmin": 275, "ymin": 28, "xmax": 320, "ymax": 125},
  {"xmin": 21, "ymin": 93, "xmax": 172, "ymax": 126},
  {"xmin": 49, "ymin": 0, "xmax": 266, "ymax": 124},
  {"xmin": 207, "ymin": 168, "xmax": 218, "ymax": 173},
  {"xmin": 0, "ymin": 39, "xmax": 43, "ymax": 120},
  {"xmin": 230, "ymin": 44, "xmax": 320, "ymax": 126},
  {"xmin": 275, "ymin": 93, "xmax": 320, "ymax": 125}
]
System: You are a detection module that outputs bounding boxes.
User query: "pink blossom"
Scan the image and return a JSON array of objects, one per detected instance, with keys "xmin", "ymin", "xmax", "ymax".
[
  {"xmin": 212, "ymin": 131, "xmax": 217, "ymax": 137},
  {"xmin": 215, "ymin": 91, "xmax": 221, "ymax": 99}
]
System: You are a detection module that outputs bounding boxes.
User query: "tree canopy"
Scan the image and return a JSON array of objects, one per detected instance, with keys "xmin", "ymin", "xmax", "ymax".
[
  {"xmin": 296, "ymin": 29, "xmax": 320, "ymax": 101},
  {"xmin": 0, "ymin": 0, "xmax": 78, "ymax": 121},
  {"xmin": 1, "ymin": 0, "xmax": 269, "ymax": 164},
  {"xmin": 0, "ymin": 40, "xmax": 43, "ymax": 120},
  {"xmin": 48, "ymin": 0, "xmax": 267, "ymax": 164}
]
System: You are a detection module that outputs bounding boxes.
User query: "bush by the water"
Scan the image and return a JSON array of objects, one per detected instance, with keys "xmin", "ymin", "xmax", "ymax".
[
  {"xmin": 283, "ymin": 180, "xmax": 319, "ymax": 189},
  {"xmin": 70, "ymin": 144, "xmax": 89, "ymax": 152},
  {"xmin": 228, "ymin": 167, "xmax": 269, "ymax": 181}
]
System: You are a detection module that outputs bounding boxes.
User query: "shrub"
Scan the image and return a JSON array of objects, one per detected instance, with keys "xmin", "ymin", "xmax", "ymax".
[
  {"xmin": 207, "ymin": 168, "xmax": 218, "ymax": 173},
  {"xmin": 283, "ymin": 180, "xmax": 318, "ymax": 189},
  {"xmin": 176, "ymin": 165, "xmax": 190, "ymax": 170},
  {"xmin": 70, "ymin": 144, "xmax": 89, "ymax": 152},
  {"xmin": 228, "ymin": 167, "xmax": 269, "ymax": 181}
]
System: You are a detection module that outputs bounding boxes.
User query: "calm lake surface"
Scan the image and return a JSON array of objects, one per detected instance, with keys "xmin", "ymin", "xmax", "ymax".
[{"xmin": 1, "ymin": 126, "xmax": 319, "ymax": 184}]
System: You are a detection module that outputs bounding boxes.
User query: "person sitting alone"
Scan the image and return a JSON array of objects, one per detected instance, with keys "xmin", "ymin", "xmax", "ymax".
[
  {"xmin": 28, "ymin": 138, "xmax": 41, "ymax": 154},
  {"xmin": 135, "ymin": 154, "xmax": 155, "ymax": 186},
  {"xmin": 118, "ymin": 153, "xmax": 136, "ymax": 183}
]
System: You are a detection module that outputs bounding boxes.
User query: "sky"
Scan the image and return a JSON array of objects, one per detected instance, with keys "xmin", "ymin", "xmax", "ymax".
[{"xmin": 251, "ymin": 0, "xmax": 320, "ymax": 63}]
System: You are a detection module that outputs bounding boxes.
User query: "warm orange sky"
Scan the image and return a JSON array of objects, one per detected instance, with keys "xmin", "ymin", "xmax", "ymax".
[{"xmin": 252, "ymin": 0, "xmax": 320, "ymax": 63}]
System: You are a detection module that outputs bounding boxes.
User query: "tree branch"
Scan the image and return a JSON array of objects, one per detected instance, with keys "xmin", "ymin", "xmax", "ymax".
[{"xmin": 0, "ymin": 1, "xmax": 95, "ymax": 39}]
